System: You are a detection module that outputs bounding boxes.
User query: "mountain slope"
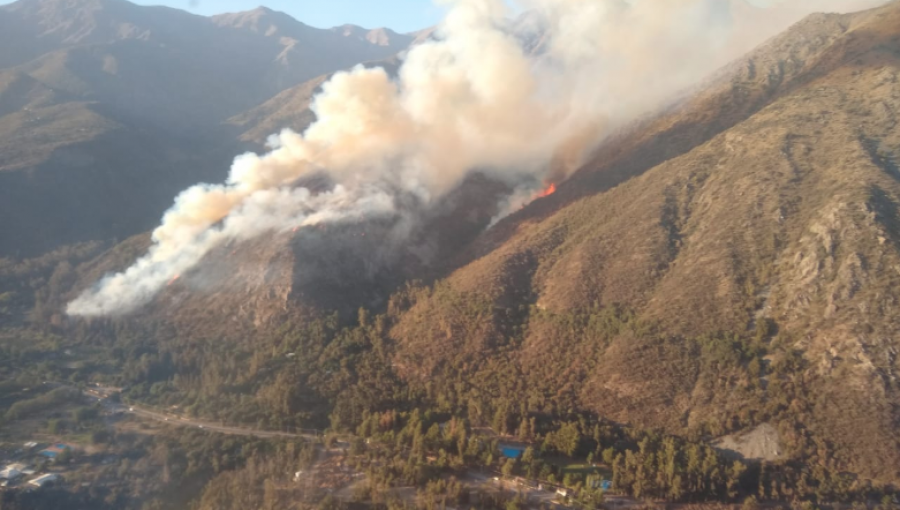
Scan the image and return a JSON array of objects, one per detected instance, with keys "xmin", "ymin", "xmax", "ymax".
[
  {"xmin": 0, "ymin": 0, "xmax": 416, "ymax": 257},
  {"xmin": 211, "ymin": 7, "xmax": 412, "ymax": 97},
  {"xmin": 0, "ymin": 0, "xmax": 413, "ymax": 129},
  {"xmin": 385, "ymin": 2, "xmax": 900, "ymax": 480}
]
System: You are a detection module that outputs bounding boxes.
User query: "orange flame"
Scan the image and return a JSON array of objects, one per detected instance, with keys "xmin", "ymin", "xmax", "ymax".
[
  {"xmin": 538, "ymin": 183, "xmax": 557, "ymax": 198},
  {"xmin": 167, "ymin": 274, "xmax": 181, "ymax": 287}
]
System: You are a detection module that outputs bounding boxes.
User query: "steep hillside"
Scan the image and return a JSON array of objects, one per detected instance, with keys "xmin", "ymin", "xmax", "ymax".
[
  {"xmin": 211, "ymin": 7, "xmax": 412, "ymax": 97},
  {"xmin": 66, "ymin": 171, "xmax": 512, "ymax": 337},
  {"xmin": 0, "ymin": 0, "xmax": 413, "ymax": 129},
  {"xmin": 0, "ymin": 0, "xmax": 410, "ymax": 114},
  {"xmin": 387, "ymin": 2, "xmax": 900, "ymax": 481}
]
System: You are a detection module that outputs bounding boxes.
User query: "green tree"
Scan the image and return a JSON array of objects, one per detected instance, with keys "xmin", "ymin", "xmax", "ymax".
[
  {"xmin": 521, "ymin": 447, "xmax": 535, "ymax": 465},
  {"xmin": 502, "ymin": 458, "xmax": 516, "ymax": 477},
  {"xmin": 728, "ymin": 460, "xmax": 747, "ymax": 500},
  {"xmin": 91, "ymin": 429, "xmax": 111, "ymax": 444},
  {"xmin": 349, "ymin": 437, "xmax": 366, "ymax": 456},
  {"xmin": 742, "ymin": 495, "xmax": 760, "ymax": 510},
  {"xmin": 56, "ymin": 447, "xmax": 74, "ymax": 464},
  {"xmin": 602, "ymin": 448, "xmax": 616, "ymax": 465},
  {"xmin": 47, "ymin": 418, "xmax": 65, "ymax": 434},
  {"xmin": 554, "ymin": 422, "xmax": 581, "ymax": 456}
]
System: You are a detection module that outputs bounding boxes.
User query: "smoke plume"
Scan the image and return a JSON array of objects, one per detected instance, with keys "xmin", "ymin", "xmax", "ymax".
[{"xmin": 67, "ymin": 0, "xmax": 887, "ymax": 316}]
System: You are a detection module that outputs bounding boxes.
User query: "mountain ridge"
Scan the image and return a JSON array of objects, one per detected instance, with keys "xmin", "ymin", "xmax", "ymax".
[{"xmin": 0, "ymin": 0, "xmax": 418, "ymax": 257}]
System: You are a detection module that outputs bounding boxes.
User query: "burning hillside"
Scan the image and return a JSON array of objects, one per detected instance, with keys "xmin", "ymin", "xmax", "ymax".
[
  {"xmin": 67, "ymin": 0, "xmax": 890, "ymax": 317},
  {"xmin": 538, "ymin": 183, "xmax": 556, "ymax": 198}
]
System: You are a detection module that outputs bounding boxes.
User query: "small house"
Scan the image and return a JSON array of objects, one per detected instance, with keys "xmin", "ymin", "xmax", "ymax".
[
  {"xmin": 39, "ymin": 444, "xmax": 70, "ymax": 459},
  {"xmin": 0, "ymin": 468, "xmax": 22, "ymax": 481},
  {"xmin": 28, "ymin": 473, "xmax": 60, "ymax": 488}
]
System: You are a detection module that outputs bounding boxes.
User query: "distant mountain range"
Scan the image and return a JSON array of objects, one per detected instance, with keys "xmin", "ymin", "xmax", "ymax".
[{"xmin": 0, "ymin": 0, "xmax": 415, "ymax": 256}]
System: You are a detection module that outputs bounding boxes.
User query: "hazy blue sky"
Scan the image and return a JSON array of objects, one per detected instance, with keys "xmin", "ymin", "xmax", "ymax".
[
  {"xmin": 130, "ymin": 0, "xmax": 445, "ymax": 32},
  {"xmin": 0, "ymin": 0, "xmax": 806, "ymax": 34},
  {"xmin": 128, "ymin": 0, "xmax": 778, "ymax": 32}
]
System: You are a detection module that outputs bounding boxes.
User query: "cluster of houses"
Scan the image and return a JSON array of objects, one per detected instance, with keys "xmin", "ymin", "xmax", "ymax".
[
  {"xmin": 497, "ymin": 442, "xmax": 613, "ymax": 502},
  {"xmin": 0, "ymin": 441, "xmax": 69, "ymax": 491},
  {"xmin": 0, "ymin": 463, "xmax": 60, "ymax": 490}
]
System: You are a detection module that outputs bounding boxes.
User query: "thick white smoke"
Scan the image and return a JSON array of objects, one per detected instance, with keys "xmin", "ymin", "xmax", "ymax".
[{"xmin": 67, "ymin": 0, "xmax": 888, "ymax": 316}]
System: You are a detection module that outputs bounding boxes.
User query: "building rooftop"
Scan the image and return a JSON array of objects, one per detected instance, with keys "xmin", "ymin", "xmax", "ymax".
[
  {"xmin": 28, "ymin": 473, "xmax": 60, "ymax": 488},
  {"xmin": 39, "ymin": 443, "xmax": 71, "ymax": 458},
  {"xmin": 0, "ymin": 468, "xmax": 22, "ymax": 480}
]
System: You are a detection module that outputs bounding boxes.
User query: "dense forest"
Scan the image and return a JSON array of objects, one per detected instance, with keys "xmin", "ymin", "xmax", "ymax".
[{"xmin": 1, "ymin": 249, "xmax": 896, "ymax": 509}]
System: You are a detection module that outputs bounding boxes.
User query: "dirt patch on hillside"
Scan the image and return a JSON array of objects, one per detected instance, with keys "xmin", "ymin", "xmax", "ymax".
[{"xmin": 713, "ymin": 423, "xmax": 782, "ymax": 461}]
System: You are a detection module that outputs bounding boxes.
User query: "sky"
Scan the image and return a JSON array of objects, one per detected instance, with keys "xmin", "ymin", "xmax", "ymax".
[
  {"xmin": 129, "ymin": 0, "xmax": 776, "ymax": 32},
  {"xmin": 0, "ymin": 0, "xmax": 789, "ymax": 33},
  {"xmin": 130, "ymin": 0, "xmax": 446, "ymax": 33}
]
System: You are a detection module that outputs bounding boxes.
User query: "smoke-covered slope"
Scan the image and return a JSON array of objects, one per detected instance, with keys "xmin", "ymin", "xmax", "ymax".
[{"xmin": 385, "ymin": 2, "xmax": 900, "ymax": 480}]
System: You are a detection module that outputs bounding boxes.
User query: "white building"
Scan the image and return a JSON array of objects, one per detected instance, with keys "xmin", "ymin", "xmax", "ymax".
[
  {"xmin": 0, "ymin": 468, "xmax": 22, "ymax": 481},
  {"xmin": 28, "ymin": 473, "xmax": 60, "ymax": 488}
]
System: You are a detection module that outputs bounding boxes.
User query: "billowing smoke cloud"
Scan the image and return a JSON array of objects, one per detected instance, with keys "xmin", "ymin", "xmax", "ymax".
[{"xmin": 67, "ymin": 0, "xmax": 887, "ymax": 316}]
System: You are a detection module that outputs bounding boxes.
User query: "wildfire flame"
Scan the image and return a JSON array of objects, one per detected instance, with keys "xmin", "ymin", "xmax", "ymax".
[
  {"xmin": 538, "ymin": 183, "xmax": 557, "ymax": 198},
  {"xmin": 167, "ymin": 274, "xmax": 181, "ymax": 287}
]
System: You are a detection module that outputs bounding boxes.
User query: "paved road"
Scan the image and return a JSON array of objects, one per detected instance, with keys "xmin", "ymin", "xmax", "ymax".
[
  {"xmin": 127, "ymin": 405, "xmax": 311, "ymax": 439},
  {"xmin": 77, "ymin": 385, "xmax": 317, "ymax": 440}
]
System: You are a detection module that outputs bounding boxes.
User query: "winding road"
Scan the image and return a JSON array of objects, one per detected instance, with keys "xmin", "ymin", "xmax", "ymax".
[{"xmin": 80, "ymin": 385, "xmax": 318, "ymax": 440}]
